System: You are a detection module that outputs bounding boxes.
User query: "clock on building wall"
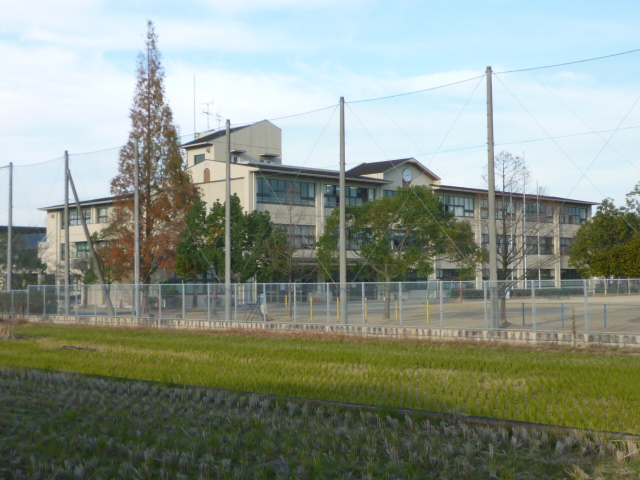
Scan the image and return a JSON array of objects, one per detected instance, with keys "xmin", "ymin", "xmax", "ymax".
[{"xmin": 402, "ymin": 168, "xmax": 412, "ymax": 183}]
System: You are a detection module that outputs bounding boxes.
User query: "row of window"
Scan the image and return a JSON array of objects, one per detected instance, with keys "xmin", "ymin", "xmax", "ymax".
[
  {"xmin": 274, "ymin": 224, "xmax": 316, "ymax": 249},
  {"xmin": 256, "ymin": 179, "xmax": 377, "ymax": 207},
  {"xmin": 61, "ymin": 207, "xmax": 109, "ymax": 228},
  {"xmin": 434, "ymin": 268, "xmax": 582, "ymax": 282},
  {"xmin": 59, "ymin": 241, "xmax": 91, "ymax": 261},
  {"xmin": 480, "ymin": 235, "xmax": 576, "ymax": 255},
  {"xmin": 480, "ymin": 200, "xmax": 586, "ymax": 224}
]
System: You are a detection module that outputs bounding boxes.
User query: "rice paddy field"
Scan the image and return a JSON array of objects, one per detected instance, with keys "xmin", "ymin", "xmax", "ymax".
[{"xmin": 2, "ymin": 322, "xmax": 640, "ymax": 478}]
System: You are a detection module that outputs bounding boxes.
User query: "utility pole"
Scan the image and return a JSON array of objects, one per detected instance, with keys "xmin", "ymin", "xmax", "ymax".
[
  {"xmin": 486, "ymin": 67, "xmax": 499, "ymax": 328},
  {"xmin": 64, "ymin": 151, "xmax": 70, "ymax": 315},
  {"xmin": 67, "ymin": 169, "xmax": 115, "ymax": 316},
  {"xmin": 225, "ymin": 119, "xmax": 232, "ymax": 321},
  {"xmin": 339, "ymin": 97, "xmax": 348, "ymax": 324},
  {"xmin": 6, "ymin": 162, "xmax": 12, "ymax": 292},
  {"xmin": 134, "ymin": 140, "xmax": 140, "ymax": 318}
]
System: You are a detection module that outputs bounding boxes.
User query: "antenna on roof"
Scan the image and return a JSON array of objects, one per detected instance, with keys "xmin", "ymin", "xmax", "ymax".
[{"xmin": 202, "ymin": 101, "xmax": 224, "ymax": 131}]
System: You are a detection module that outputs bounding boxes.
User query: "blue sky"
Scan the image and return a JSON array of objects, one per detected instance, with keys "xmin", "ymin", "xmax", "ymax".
[{"xmin": 2, "ymin": 0, "xmax": 640, "ymax": 225}]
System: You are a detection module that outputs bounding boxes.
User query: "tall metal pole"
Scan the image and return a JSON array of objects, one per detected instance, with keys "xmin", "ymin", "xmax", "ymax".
[
  {"xmin": 64, "ymin": 151, "xmax": 70, "ymax": 315},
  {"xmin": 6, "ymin": 162, "xmax": 12, "ymax": 291},
  {"xmin": 134, "ymin": 140, "xmax": 140, "ymax": 318},
  {"xmin": 225, "ymin": 119, "xmax": 232, "ymax": 321},
  {"xmin": 486, "ymin": 67, "xmax": 499, "ymax": 328},
  {"xmin": 339, "ymin": 97, "xmax": 348, "ymax": 324}
]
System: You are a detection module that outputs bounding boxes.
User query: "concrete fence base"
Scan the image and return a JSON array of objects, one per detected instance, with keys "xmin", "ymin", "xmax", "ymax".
[{"xmin": 26, "ymin": 314, "xmax": 640, "ymax": 349}]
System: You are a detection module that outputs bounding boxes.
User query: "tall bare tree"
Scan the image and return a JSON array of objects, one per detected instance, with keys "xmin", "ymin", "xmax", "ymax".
[{"xmin": 102, "ymin": 20, "xmax": 200, "ymax": 285}]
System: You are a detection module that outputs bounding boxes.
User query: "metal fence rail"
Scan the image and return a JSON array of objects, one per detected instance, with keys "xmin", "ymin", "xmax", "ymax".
[{"xmin": 2, "ymin": 279, "xmax": 640, "ymax": 334}]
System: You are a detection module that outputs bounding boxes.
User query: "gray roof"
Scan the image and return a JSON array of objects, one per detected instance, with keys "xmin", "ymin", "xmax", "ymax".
[
  {"xmin": 348, "ymin": 158, "xmax": 441, "ymax": 181},
  {"xmin": 181, "ymin": 124, "xmax": 252, "ymax": 149}
]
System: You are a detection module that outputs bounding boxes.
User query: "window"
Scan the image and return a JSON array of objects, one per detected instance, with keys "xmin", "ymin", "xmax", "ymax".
[
  {"xmin": 257, "ymin": 178, "xmax": 315, "ymax": 206},
  {"xmin": 560, "ymin": 206, "xmax": 587, "ymax": 224},
  {"xmin": 561, "ymin": 269, "xmax": 581, "ymax": 280},
  {"xmin": 560, "ymin": 237, "xmax": 575, "ymax": 255},
  {"xmin": 203, "ymin": 168, "xmax": 210, "ymax": 183},
  {"xmin": 97, "ymin": 207, "xmax": 109, "ymax": 223},
  {"xmin": 439, "ymin": 195, "xmax": 474, "ymax": 217},
  {"xmin": 525, "ymin": 202, "xmax": 553, "ymax": 223},
  {"xmin": 526, "ymin": 269, "xmax": 555, "ymax": 286},
  {"xmin": 436, "ymin": 269, "xmax": 474, "ymax": 281},
  {"xmin": 383, "ymin": 189, "xmax": 397, "ymax": 198},
  {"xmin": 194, "ymin": 154, "xmax": 205, "ymax": 165},
  {"xmin": 324, "ymin": 185, "xmax": 375, "ymax": 207},
  {"xmin": 482, "ymin": 233, "xmax": 516, "ymax": 255},
  {"xmin": 69, "ymin": 208, "xmax": 92, "ymax": 226},
  {"xmin": 75, "ymin": 242, "xmax": 90, "ymax": 258},
  {"xmin": 480, "ymin": 199, "xmax": 517, "ymax": 220},
  {"xmin": 526, "ymin": 236, "xmax": 553, "ymax": 255},
  {"xmin": 275, "ymin": 224, "xmax": 316, "ymax": 249},
  {"xmin": 60, "ymin": 243, "xmax": 65, "ymax": 261}
]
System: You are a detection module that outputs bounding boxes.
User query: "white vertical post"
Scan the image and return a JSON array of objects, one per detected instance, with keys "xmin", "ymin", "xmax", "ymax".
[
  {"xmin": 399, "ymin": 282, "xmax": 403, "ymax": 326},
  {"xmin": 339, "ymin": 97, "xmax": 347, "ymax": 325},
  {"xmin": 207, "ymin": 283, "xmax": 211, "ymax": 322},
  {"xmin": 64, "ymin": 151, "xmax": 70, "ymax": 315},
  {"xmin": 134, "ymin": 140, "xmax": 140, "ymax": 319},
  {"xmin": 6, "ymin": 162, "xmax": 12, "ymax": 292},
  {"xmin": 326, "ymin": 283, "xmax": 330, "ymax": 324},
  {"xmin": 225, "ymin": 119, "xmax": 232, "ymax": 322},
  {"xmin": 159, "ymin": 285, "xmax": 162, "ymax": 321},
  {"xmin": 439, "ymin": 281, "xmax": 444, "ymax": 327},
  {"xmin": 361, "ymin": 283, "xmax": 365, "ymax": 325},
  {"xmin": 486, "ymin": 67, "xmax": 499, "ymax": 329},
  {"xmin": 293, "ymin": 284, "xmax": 297, "ymax": 323},
  {"xmin": 531, "ymin": 280, "xmax": 537, "ymax": 331},
  {"xmin": 182, "ymin": 283, "xmax": 186, "ymax": 320},
  {"xmin": 584, "ymin": 280, "xmax": 589, "ymax": 333}
]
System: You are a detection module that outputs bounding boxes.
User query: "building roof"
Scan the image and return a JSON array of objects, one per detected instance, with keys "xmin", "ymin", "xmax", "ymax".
[
  {"xmin": 433, "ymin": 184, "xmax": 598, "ymax": 206},
  {"xmin": 347, "ymin": 158, "xmax": 441, "ymax": 181},
  {"xmin": 196, "ymin": 160, "xmax": 391, "ymax": 185},
  {"xmin": 39, "ymin": 196, "xmax": 117, "ymax": 212},
  {"xmin": 181, "ymin": 124, "xmax": 251, "ymax": 149}
]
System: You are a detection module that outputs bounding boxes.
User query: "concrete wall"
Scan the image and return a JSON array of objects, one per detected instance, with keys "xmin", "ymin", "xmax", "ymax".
[{"xmin": 28, "ymin": 314, "xmax": 640, "ymax": 349}]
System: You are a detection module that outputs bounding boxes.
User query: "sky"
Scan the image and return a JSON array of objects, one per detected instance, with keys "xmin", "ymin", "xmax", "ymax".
[{"xmin": 2, "ymin": 0, "xmax": 640, "ymax": 226}]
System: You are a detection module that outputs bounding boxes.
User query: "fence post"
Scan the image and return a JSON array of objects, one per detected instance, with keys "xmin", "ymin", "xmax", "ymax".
[
  {"xmin": 399, "ymin": 282, "xmax": 403, "ymax": 326},
  {"xmin": 293, "ymin": 283, "xmax": 297, "ymax": 324},
  {"xmin": 326, "ymin": 283, "xmax": 330, "ymax": 324},
  {"xmin": 114, "ymin": 284, "xmax": 118, "ymax": 317},
  {"xmin": 182, "ymin": 283, "xmax": 186, "ymax": 320},
  {"xmin": 361, "ymin": 283, "xmax": 365, "ymax": 325},
  {"xmin": 439, "ymin": 281, "xmax": 444, "ymax": 328},
  {"xmin": 159, "ymin": 285, "xmax": 162, "ymax": 322},
  {"xmin": 483, "ymin": 281, "xmax": 488, "ymax": 329},
  {"xmin": 43, "ymin": 286, "xmax": 46, "ymax": 315},
  {"xmin": 26, "ymin": 287, "xmax": 29, "ymax": 316},
  {"xmin": 584, "ymin": 280, "xmax": 589, "ymax": 333},
  {"xmin": 207, "ymin": 283, "xmax": 211, "ymax": 322},
  {"xmin": 561, "ymin": 303, "xmax": 565, "ymax": 328},
  {"xmin": 532, "ymin": 281, "xmax": 537, "ymax": 331},
  {"xmin": 604, "ymin": 304, "xmax": 607, "ymax": 329}
]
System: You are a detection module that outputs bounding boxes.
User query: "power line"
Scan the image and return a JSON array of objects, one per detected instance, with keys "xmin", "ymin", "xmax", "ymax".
[{"xmin": 495, "ymin": 47, "xmax": 640, "ymax": 74}]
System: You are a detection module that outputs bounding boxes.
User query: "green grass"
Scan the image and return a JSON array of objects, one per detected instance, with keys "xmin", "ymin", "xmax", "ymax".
[
  {"xmin": 2, "ymin": 323, "xmax": 640, "ymax": 434},
  {"xmin": 2, "ymin": 367, "xmax": 640, "ymax": 479}
]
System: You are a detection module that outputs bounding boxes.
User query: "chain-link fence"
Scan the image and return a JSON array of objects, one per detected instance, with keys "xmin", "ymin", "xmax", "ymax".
[{"xmin": 2, "ymin": 279, "xmax": 640, "ymax": 334}]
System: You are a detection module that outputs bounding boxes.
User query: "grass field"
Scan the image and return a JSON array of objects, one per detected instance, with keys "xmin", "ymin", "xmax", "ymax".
[{"xmin": 2, "ymin": 322, "xmax": 640, "ymax": 478}]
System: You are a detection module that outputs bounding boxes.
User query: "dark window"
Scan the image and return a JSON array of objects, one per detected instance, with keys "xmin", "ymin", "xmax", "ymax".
[
  {"xmin": 257, "ymin": 178, "xmax": 315, "ymax": 206},
  {"xmin": 194, "ymin": 154, "xmax": 205, "ymax": 165},
  {"xmin": 324, "ymin": 185, "xmax": 375, "ymax": 207},
  {"xmin": 75, "ymin": 242, "xmax": 90, "ymax": 258},
  {"xmin": 560, "ymin": 206, "xmax": 587, "ymax": 224},
  {"xmin": 383, "ymin": 189, "xmax": 397, "ymax": 198},
  {"xmin": 560, "ymin": 237, "xmax": 575, "ymax": 255},
  {"xmin": 439, "ymin": 195, "xmax": 474, "ymax": 217},
  {"xmin": 275, "ymin": 224, "xmax": 316, "ymax": 249},
  {"xmin": 97, "ymin": 207, "xmax": 109, "ymax": 223},
  {"xmin": 526, "ymin": 236, "xmax": 553, "ymax": 255},
  {"xmin": 69, "ymin": 208, "xmax": 92, "ymax": 226}
]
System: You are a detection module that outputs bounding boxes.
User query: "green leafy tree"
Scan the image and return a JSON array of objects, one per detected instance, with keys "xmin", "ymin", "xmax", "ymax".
[
  {"xmin": 101, "ymin": 20, "xmax": 200, "ymax": 286},
  {"xmin": 316, "ymin": 186, "xmax": 481, "ymax": 319},
  {"xmin": 176, "ymin": 195, "xmax": 289, "ymax": 286},
  {"xmin": 570, "ymin": 198, "xmax": 640, "ymax": 278}
]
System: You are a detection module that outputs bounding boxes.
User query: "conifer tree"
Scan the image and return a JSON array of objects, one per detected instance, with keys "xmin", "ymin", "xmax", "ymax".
[{"xmin": 102, "ymin": 20, "xmax": 200, "ymax": 284}]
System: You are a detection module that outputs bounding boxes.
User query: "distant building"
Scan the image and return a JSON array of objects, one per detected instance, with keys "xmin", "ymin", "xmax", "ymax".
[
  {"xmin": 39, "ymin": 120, "xmax": 596, "ymax": 286},
  {"xmin": 1, "ymin": 225, "xmax": 47, "ymax": 289}
]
